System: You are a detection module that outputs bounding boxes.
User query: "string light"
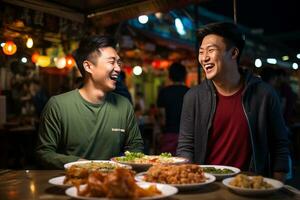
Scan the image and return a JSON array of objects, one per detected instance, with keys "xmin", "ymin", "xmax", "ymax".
[
  {"xmin": 65, "ymin": 55, "xmax": 75, "ymax": 68},
  {"xmin": 2, "ymin": 41, "xmax": 17, "ymax": 55},
  {"xmin": 31, "ymin": 52, "xmax": 40, "ymax": 63},
  {"xmin": 138, "ymin": 15, "xmax": 148, "ymax": 24},
  {"xmin": 133, "ymin": 66, "xmax": 142, "ymax": 75},
  {"xmin": 37, "ymin": 56, "xmax": 51, "ymax": 67},
  {"xmin": 255, "ymin": 58, "xmax": 262, "ymax": 68},
  {"xmin": 26, "ymin": 37, "xmax": 33, "ymax": 48}
]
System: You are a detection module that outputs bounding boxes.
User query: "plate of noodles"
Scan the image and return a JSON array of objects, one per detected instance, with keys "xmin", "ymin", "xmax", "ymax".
[
  {"xmin": 64, "ymin": 160, "xmax": 131, "ymax": 170},
  {"xmin": 111, "ymin": 151, "xmax": 188, "ymax": 171},
  {"xmin": 61, "ymin": 160, "xmax": 131, "ymax": 186}
]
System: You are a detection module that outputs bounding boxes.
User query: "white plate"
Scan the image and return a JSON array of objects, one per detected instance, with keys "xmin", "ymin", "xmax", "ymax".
[
  {"xmin": 64, "ymin": 160, "xmax": 131, "ymax": 170},
  {"xmin": 222, "ymin": 176, "xmax": 283, "ymax": 196},
  {"xmin": 135, "ymin": 172, "xmax": 216, "ymax": 190},
  {"xmin": 111, "ymin": 156, "xmax": 189, "ymax": 172},
  {"xmin": 200, "ymin": 165, "xmax": 240, "ymax": 180},
  {"xmin": 48, "ymin": 175, "xmax": 71, "ymax": 187},
  {"xmin": 65, "ymin": 182, "xmax": 178, "ymax": 200}
]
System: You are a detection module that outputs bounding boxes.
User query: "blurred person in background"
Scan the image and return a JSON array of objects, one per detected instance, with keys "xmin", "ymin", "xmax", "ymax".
[
  {"xmin": 260, "ymin": 66, "xmax": 278, "ymax": 88},
  {"xmin": 260, "ymin": 67, "xmax": 298, "ymax": 126},
  {"xmin": 157, "ymin": 62, "xmax": 189, "ymax": 155},
  {"xmin": 177, "ymin": 22, "xmax": 290, "ymax": 181},
  {"xmin": 29, "ymin": 79, "xmax": 49, "ymax": 117},
  {"xmin": 36, "ymin": 35, "xmax": 143, "ymax": 169},
  {"xmin": 276, "ymin": 69, "xmax": 298, "ymax": 126}
]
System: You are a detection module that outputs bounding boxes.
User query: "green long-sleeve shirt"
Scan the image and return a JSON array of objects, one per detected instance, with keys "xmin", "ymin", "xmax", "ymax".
[{"xmin": 36, "ymin": 89, "xmax": 144, "ymax": 169}]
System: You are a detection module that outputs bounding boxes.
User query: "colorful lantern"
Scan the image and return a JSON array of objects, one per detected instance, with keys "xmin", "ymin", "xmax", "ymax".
[
  {"xmin": 31, "ymin": 52, "xmax": 40, "ymax": 63},
  {"xmin": 37, "ymin": 56, "xmax": 51, "ymax": 67},
  {"xmin": 160, "ymin": 60, "xmax": 170, "ymax": 69},
  {"xmin": 2, "ymin": 41, "xmax": 17, "ymax": 55},
  {"xmin": 151, "ymin": 60, "xmax": 161, "ymax": 69}
]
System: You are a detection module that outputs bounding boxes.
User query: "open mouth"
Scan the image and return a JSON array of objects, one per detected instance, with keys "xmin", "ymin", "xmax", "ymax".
[
  {"xmin": 204, "ymin": 63, "xmax": 214, "ymax": 72},
  {"xmin": 109, "ymin": 74, "xmax": 119, "ymax": 81}
]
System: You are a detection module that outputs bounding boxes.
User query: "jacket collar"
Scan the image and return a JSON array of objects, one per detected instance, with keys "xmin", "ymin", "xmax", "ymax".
[{"xmin": 203, "ymin": 68, "xmax": 262, "ymax": 92}]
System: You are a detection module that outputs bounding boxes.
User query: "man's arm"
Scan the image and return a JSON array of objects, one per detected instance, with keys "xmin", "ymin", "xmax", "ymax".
[
  {"xmin": 35, "ymin": 98, "xmax": 80, "ymax": 169},
  {"xmin": 176, "ymin": 91, "xmax": 195, "ymax": 162},
  {"xmin": 268, "ymin": 89, "xmax": 290, "ymax": 180}
]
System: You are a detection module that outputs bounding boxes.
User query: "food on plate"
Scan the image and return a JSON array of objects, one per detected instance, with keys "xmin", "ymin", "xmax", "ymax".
[
  {"xmin": 143, "ymin": 164, "xmax": 206, "ymax": 184},
  {"xmin": 229, "ymin": 174, "xmax": 274, "ymax": 189},
  {"xmin": 203, "ymin": 167, "xmax": 234, "ymax": 174},
  {"xmin": 64, "ymin": 161, "xmax": 130, "ymax": 185},
  {"xmin": 77, "ymin": 168, "xmax": 161, "ymax": 198},
  {"xmin": 114, "ymin": 151, "xmax": 182, "ymax": 164}
]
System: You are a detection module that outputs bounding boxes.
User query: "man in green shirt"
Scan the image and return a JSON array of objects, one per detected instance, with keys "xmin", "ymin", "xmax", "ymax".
[{"xmin": 36, "ymin": 36, "xmax": 144, "ymax": 169}]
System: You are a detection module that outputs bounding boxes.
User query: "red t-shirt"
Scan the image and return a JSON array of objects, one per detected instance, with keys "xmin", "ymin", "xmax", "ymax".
[{"xmin": 205, "ymin": 86, "xmax": 251, "ymax": 170}]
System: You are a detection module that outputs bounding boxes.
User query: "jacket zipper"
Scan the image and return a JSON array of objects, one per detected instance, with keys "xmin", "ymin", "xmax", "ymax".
[
  {"xmin": 207, "ymin": 91, "xmax": 216, "ymax": 136},
  {"xmin": 242, "ymin": 93, "xmax": 257, "ymax": 172}
]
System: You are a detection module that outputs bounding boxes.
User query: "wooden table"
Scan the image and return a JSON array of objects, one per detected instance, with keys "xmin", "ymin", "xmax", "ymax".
[
  {"xmin": 0, "ymin": 126, "xmax": 37, "ymax": 168},
  {"xmin": 0, "ymin": 170, "xmax": 297, "ymax": 200}
]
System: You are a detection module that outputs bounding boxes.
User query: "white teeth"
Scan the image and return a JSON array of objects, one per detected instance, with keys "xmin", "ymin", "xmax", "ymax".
[
  {"xmin": 204, "ymin": 64, "xmax": 213, "ymax": 70},
  {"xmin": 110, "ymin": 75, "xmax": 118, "ymax": 80}
]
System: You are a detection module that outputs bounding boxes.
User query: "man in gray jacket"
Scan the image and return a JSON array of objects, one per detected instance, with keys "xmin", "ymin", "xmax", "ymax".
[{"xmin": 177, "ymin": 22, "xmax": 289, "ymax": 181}]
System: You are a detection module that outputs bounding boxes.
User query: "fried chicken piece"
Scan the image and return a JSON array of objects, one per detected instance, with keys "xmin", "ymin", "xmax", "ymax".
[
  {"xmin": 77, "ymin": 168, "xmax": 161, "ymax": 199},
  {"xmin": 64, "ymin": 165, "xmax": 89, "ymax": 185},
  {"xmin": 104, "ymin": 168, "xmax": 137, "ymax": 198},
  {"xmin": 78, "ymin": 172, "xmax": 108, "ymax": 197}
]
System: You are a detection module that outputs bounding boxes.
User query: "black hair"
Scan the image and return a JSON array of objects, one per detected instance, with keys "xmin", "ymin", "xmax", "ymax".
[
  {"xmin": 198, "ymin": 22, "xmax": 245, "ymax": 64},
  {"xmin": 168, "ymin": 62, "xmax": 187, "ymax": 82},
  {"xmin": 74, "ymin": 35, "xmax": 116, "ymax": 78}
]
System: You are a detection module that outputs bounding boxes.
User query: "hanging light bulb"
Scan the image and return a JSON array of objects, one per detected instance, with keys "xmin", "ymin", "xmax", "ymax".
[
  {"xmin": 138, "ymin": 15, "xmax": 149, "ymax": 24},
  {"xmin": 56, "ymin": 57, "xmax": 66, "ymax": 69},
  {"xmin": 133, "ymin": 65, "xmax": 142, "ymax": 75},
  {"xmin": 26, "ymin": 37, "xmax": 33, "ymax": 48},
  {"xmin": 2, "ymin": 41, "xmax": 17, "ymax": 55},
  {"xmin": 21, "ymin": 57, "xmax": 28, "ymax": 63},
  {"xmin": 65, "ymin": 54, "xmax": 75, "ymax": 69}
]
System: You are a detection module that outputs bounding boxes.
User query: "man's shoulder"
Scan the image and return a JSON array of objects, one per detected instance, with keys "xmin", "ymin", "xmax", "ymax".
[
  {"xmin": 54, "ymin": 89, "xmax": 77, "ymax": 99},
  {"xmin": 47, "ymin": 90, "xmax": 78, "ymax": 107},
  {"xmin": 185, "ymin": 81, "xmax": 210, "ymax": 96}
]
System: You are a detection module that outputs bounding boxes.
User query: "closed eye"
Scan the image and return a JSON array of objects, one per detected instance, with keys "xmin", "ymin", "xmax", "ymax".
[{"xmin": 208, "ymin": 48, "xmax": 215, "ymax": 53}]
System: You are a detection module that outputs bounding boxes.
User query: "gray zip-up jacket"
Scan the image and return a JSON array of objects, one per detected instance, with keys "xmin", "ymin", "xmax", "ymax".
[{"xmin": 177, "ymin": 71, "xmax": 290, "ymax": 176}]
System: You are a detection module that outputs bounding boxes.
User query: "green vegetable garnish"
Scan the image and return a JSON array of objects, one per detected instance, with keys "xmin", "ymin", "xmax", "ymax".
[
  {"xmin": 159, "ymin": 152, "xmax": 172, "ymax": 158},
  {"xmin": 116, "ymin": 151, "xmax": 145, "ymax": 162},
  {"xmin": 203, "ymin": 167, "xmax": 234, "ymax": 174}
]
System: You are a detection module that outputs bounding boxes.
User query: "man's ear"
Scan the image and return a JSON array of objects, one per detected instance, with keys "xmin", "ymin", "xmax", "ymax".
[
  {"xmin": 83, "ymin": 60, "xmax": 93, "ymax": 74},
  {"xmin": 231, "ymin": 47, "xmax": 239, "ymax": 59}
]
